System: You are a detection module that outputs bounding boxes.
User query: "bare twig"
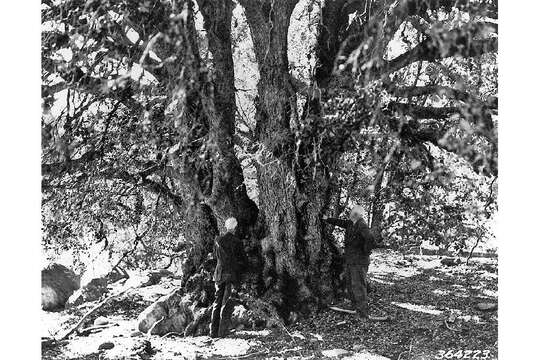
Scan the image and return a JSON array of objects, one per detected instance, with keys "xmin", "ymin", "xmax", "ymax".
[
  {"xmin": 57, "ymin": 287, "xmax": 132, "ymax": 341},
  {"xmin": 111, "ymin": 222, "xmax": 153, "ymax": 272},
  {"xmin": 162, "ymin": 332, "xmax": 184, "ymax": 338},
  {"xmin": 138, "ymin": 32, "xmax": 163, "ymax": 66},
  {"xmin": 328, "ymin": 306, "xmax": 356, "ymax": 314},
  {"xmin": 466, "ymin": 235, "xmax": 482, "ymax": 265},
  {"xmin": 397, "ymin": 338, "xmax": 414, "ymax": 360},
  {"xmin": 78, "ymin": 323, "xmax": 119, "ymax": 336},
  {"xmin": 444, "ymin": 320, "xmax": 459, "ymax": 332},
  {"xmin": 484, "ymin": 176, "xmax": 498, "ymax": 214}
]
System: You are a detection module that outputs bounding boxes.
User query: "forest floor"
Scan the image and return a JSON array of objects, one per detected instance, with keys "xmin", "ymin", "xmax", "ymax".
[{"xmin": 42, "ymin": 250, "xmax": 498, "ymax": 360}]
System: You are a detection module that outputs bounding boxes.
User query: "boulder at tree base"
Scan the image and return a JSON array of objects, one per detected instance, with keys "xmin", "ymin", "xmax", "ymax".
[
  {"xmin": 41, "ymin": 263, "xmax": 80, "ymax": 311},
  {"xmin": 137, "ymin": 289, "xmax": 194, "ymax": 335},
  {"xmin": 441, "ymin": 258, "xmax": 461, "ymax": 266},
  {"xmin": 98, "ymin": 342, "xmax": 115, "ymax": 350},
  {"xmin": 138, "ymin": 289, "xmax": 257, "ymax": 336}
]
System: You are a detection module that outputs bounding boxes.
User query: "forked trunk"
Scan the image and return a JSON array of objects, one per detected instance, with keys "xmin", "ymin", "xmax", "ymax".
[{"xmin": 238, "ymin": 0, "xmax": 342, "ymax": 315}]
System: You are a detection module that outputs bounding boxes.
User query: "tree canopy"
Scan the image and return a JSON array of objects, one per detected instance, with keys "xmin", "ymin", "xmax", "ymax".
[{"xmin": 42, "ymin": 0, "xmax": 497, "ymax": 310}]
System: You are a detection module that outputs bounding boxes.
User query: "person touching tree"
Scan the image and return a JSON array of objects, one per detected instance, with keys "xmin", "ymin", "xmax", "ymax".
[{"xmin": 323, "ymin": 206, "xmax": 378, "ymax": 318}]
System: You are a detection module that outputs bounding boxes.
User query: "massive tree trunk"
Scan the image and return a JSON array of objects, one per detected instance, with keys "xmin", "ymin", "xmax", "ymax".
[
  {"xmin": 197, "ymin": 0, "xmax": 259, "ymax": 234},
  {"xmin": 169, "ymin": 0, "xmax": 258, "ymax": 242},
  {"xmin": 236, "ymin": 0, "xmax": 344, "ymax": 315},
  {"xmin": 165, "ymin": 1, "xmax": 265, "ymax": 304}
]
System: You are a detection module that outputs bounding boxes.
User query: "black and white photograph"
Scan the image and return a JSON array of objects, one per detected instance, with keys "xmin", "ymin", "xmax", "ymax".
[{"xmin": 5, "ymin": 0, "xmax": 538, "ymax": 359}]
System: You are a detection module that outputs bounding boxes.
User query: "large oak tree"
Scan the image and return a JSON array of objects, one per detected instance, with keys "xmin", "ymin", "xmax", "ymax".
[{"xmin": 42, "ymin": 0, "xmax": 497, "ymax": 323}]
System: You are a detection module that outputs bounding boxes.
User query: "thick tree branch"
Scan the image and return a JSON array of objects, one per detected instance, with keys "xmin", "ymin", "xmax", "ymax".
[
  {"xmin": 197, "ymin": 0, "xmax": 259, "ymax": 228},
  {"xmin": 384, "ymin": 36, "xmax": 497, "ymax": 76},
  {"xmin": 42, "ymin": 150, "xmax": 101, "ymax": 176},
  {"xmin": 314, "ymin": 0, "xmax": 351, "ymax": 85},
  {"xmin": 391, "ymin": 119, "xmax": 497, "ymax": 176},
  {"xmin": 387, "ymin": 85, "xmax": 497, "ymax": 109},
  {"xmin": 236, "ymin": 0, "xmax": 272, "ymax": 62},
  {"xmin": 387, "ymin": 102, "xmax": 459, "ymax": 119},
  {"xmin": 336, "ymin": 1, "xmax": 497, "ymax": 75},
  {"xmin": 101, "ymin": 168, "xmax": 184, "ymax": 210},
  {"xmin": 387, "ymin": 100, "xmax": 496, "ymax": 141},
  {"xmin": 42, "ymin": 73, "xmax": 145, "ymax": 114}
]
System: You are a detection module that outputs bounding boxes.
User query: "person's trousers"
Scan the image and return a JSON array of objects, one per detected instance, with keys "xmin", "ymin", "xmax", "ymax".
[
  {"xmin": 210, "ymin": 281, "xmax": 234, "ymax": 337},
  {"xmin": 345, "ymin": 263, "xmax": 369, "ymax": 317}
]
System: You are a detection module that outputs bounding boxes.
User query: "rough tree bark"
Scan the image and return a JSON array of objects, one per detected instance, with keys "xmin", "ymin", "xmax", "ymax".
[
  {"xmin": 166, "ymin": 1, "xmax": 260, "ymax": 302},
  {"xmin": 197, "ymin": 0, "xmax": 259, "ymax": 234},
  {"xmin": 235, "ymin": 0, "xmax": 348, "ymax": 315}
]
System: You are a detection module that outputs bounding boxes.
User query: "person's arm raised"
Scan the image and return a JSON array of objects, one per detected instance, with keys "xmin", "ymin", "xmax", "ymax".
[{"xmin": 322, "ymin": 216, "xmax": 350, "ymax": 229}]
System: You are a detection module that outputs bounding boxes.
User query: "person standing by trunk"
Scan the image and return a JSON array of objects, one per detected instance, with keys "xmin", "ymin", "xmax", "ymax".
[
  {"xmin": 323, "ymin": 205, "xmax": 376, "ymax": 318},
  {"xmin": 210, "ymin": 217, "xmax": 247, "ymax": 338}
]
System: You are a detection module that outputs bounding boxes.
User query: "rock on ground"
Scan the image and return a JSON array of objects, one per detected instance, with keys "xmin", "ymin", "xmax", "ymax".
[
  {"xmin": 440, "ymin": 258, "xmax": 461, "ymax": 266},
  {"xmin": 321, "ymin": 348, "xmax": 351, "ymax": 358},
  {"xmin": 98, "ymin": 341, "xmax": 115, "ymax": 350},
  {"xmin": 140, "ymin": 269, "xmax": 174, "ymax": 287},
  {"xmin": 67, "ymin": 276, "xmax": 109, "ymax": 307},
  {"xmin": 230, "ymin": 304, "xmax": 256, "ymax": 330},
  {"xmin": 137, "ymin": 289, "xmax": 194, "ymax": 335},
  {"xmin": 94, "ymin": 316, "xmax": 110, "ymax": 326},
  {"xmin": 41, "ymin": 263, "xmax": 80, "ymax": 311}
]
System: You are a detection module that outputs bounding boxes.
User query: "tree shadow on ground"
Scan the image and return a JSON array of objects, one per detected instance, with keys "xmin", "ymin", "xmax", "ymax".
[
  {"xmin": 286, "ymin": 253, "xmax": 498, "ymax": 360},
  {"xmin": 42, "ymin": 252, "xmax": 498, "ymax": 360}
]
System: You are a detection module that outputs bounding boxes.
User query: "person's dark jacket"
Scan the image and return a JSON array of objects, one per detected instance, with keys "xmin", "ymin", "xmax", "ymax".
[
  {"xmin": 213, "ymin": 232, "xmax": 248, "ymax": 285},
  {"xmin": 324, "ymin": 217, "xmax": 376, "ymax": 265}
]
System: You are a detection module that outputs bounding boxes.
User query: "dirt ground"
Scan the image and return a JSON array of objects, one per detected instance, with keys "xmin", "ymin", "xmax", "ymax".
[{"xmin": 42, "ymin": 250, "xmax": 498, "ymax": 360}]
